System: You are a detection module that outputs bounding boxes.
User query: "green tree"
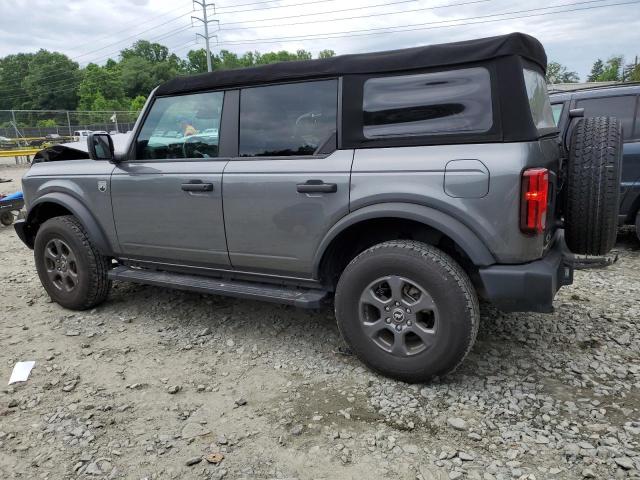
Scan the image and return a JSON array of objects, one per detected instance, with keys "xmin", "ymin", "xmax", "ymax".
[
  {"xmin": 600, "ymin": 56, "xmax": 624, "ymax": 81},
  {"xmin": 21, "ymin": 50, "xmax": 80, "ymax": 110},
  {"xmin": 318, "ymin": 49, "xmax": 336, "ymax": 59},
  {"xmin": 587, "ymin": 59, "xmax": 604, "ymax": 82},
  {"xmin": 0, "ymin": 53, "xmax": 33, "ymax": 109},
  {"xmin": 587, "ymin": 56, "xmax": 623, "ymax": 82},
  {"xmin": 130, "ymin": 95, "xmax": 147, "ymax": 112},
  {"xmin": 78, "ymin": 63, "xmax": 127, "ymax": 111},
  {"xmin": 119, "ymin": 56, "xmax": 156, "ymax": 98},
  {"xmin": 545, "ymin": 61, "xmax": 579, "ymax": 84},
  {"xmin": 186, "ymin": 49, "xmax": 208, "ymax": 74}
]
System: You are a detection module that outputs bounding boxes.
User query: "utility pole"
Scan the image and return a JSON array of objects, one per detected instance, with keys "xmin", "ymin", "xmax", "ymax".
[{"xmin": 192, "ymin": 1, "xmax": 218, "ymax": 72}]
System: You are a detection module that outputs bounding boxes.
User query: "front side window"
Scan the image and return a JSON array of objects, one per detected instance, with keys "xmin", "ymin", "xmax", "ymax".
[
  {"xmin": 523, "ymin": 68, "xmax": 555, "ymax": 130},
  {"xmin": 362, "ymin": 67, "xmax": 493, "ymax": 139},
  {"xmin": 576, "ymin": 95, "xmax": 637, "ymax": 140},
  {"xmin": 136, "ymin": 91, "xmax": 224, "ymax": 159},
  {"xmin": 239, "ymin": 80, "xmax": 338, "ymax": 157}
]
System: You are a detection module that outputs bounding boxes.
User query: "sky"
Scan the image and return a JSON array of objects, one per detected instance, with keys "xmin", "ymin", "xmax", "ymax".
[{"xmin": 1, "ymin": 0, "xmax": 640, "ymax": 80}]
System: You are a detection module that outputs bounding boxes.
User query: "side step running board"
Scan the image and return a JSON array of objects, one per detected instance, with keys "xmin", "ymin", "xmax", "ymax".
[{"xmin": 108, "ymin": 266, "xmax": 329, "ymax": 309}]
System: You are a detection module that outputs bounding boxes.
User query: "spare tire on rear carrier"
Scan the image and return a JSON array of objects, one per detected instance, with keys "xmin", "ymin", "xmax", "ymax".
[{"xmin": 564, "ymin": 116, "xmax": 623, "ymax": 256}]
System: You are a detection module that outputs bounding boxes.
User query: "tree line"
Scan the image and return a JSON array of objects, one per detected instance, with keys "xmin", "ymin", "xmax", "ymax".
[
  {"xmin": 546, "ymin": 55, "xmax": 640, "ymax": 84},
  {"xmin": 0, "ymin": 40, "xmax": 336, "ymax": 113}
]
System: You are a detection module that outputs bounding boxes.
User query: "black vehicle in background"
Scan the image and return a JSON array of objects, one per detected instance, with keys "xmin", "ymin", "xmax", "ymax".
[{"xmin": 550, "ymin": 84, "xmax": 640, "ymax": 240}]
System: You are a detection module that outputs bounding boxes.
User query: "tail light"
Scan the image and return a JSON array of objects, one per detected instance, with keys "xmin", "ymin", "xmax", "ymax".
[{"xmin": 520, "ymin": 168, "xmax": 549, "ymax": 234}]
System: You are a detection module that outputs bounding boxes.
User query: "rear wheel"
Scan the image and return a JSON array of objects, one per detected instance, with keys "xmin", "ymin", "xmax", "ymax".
[
  {"xmin": 34, "ymin": 215, "xmax": 111, "ymax": 310},
  {"xmin": 334, "ymin": 240, "xmax": 479, "ymax": 383},
  {"xmin": 564, "ymin": 116, "xmax": 623, "ymax": 255}
]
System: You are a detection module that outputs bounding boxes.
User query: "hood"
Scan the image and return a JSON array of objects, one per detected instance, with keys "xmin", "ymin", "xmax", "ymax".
[{"xmin": 32, "ymin": 133, "xmax": 132, "ymax": 163}]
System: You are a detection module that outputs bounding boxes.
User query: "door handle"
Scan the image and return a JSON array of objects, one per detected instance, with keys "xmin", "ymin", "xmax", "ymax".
[
  {"xmin": 181, "ymin": 181, "xmax": 213, "ymax": 192},
  {"xmin": 296, "ymin": 180, "xmax": 337, "ymax": 193}
]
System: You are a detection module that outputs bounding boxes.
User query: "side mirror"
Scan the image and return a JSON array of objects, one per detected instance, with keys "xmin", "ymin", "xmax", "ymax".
[{"xmin": 87, "ymin": 133, "xmax": 114, "ymax": 161}]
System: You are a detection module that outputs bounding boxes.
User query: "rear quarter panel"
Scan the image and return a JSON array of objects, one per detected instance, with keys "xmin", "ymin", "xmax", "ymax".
[{"xmin": 350, "ymin": 140, "xmax": 559, "ymax": 263}]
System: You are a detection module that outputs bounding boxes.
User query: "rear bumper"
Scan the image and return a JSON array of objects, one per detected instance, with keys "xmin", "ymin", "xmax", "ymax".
[{"xmin": 478, "ymin": 234, "xmax": 573, "ymax": 313}]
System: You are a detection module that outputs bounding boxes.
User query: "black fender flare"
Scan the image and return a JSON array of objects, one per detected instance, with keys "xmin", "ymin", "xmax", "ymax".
[
  {"xmin": 312, "ymin": 202, "xmax": 496, "ymax": 277},
  {"xmin": 26, "ymin": 192, "xmax": 113, "ymax": 254}
]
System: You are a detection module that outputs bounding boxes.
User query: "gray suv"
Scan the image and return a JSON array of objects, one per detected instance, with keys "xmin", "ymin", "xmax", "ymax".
[{"xmin": 14, "ymin": 33, "xmax": 623, "ymax": 382}]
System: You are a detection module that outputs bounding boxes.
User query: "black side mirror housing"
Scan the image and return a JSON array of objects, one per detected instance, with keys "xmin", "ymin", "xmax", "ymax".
[{"xmin": 87, "ymin": 133, "xmax": 114, "ymax": 161}]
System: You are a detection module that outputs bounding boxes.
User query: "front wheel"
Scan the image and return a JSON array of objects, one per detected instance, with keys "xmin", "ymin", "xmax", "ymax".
[
  {"xmin": 334, "ymin": 240, "xmax": 479, "ymax": 383},
  {"xmin": 34, "ymin": 215, "xmax": 111, "ymax": 310}
]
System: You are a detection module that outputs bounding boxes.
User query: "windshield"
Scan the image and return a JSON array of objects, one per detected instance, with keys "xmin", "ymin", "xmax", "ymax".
[{"xmin": 523, "ymin": 68, "xmax": 556, "ymax": 130}]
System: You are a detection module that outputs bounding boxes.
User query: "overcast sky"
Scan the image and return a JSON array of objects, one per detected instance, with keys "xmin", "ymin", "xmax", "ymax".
[{"xmin": 2, "ymin": 0, "xmax": 640, "ymax": 80}]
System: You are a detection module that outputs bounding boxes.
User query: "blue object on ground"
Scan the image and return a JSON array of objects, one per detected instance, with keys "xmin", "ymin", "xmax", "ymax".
[{"xmin": 1, "ymin": 191, "xmax": 23, "ymax": 202}]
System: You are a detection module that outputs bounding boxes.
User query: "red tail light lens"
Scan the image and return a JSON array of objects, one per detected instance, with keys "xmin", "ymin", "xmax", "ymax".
[{"xmin": 520, "ymin": 168, "xmax": 549, "ymax": 234}]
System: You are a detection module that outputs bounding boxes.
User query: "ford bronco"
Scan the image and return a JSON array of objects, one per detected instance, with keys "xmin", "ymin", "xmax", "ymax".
[{"xmin": 14, "ymin": 33, "xmax": 623, "ymax": 382}]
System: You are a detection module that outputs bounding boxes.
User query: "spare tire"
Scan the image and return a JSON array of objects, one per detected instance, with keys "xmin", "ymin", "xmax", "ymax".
[{"xmin": 564, "ymin": 116, "xmax": 622, "ymax": 255}]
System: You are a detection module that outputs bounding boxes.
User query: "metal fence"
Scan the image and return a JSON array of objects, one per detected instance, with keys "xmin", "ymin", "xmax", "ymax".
[{"xmin": 0, "ymin": 109, "xmax": 140, "ymax": 138}]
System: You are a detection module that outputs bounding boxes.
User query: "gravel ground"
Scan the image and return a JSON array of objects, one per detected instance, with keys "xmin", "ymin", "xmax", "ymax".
[{"xmin": 1, "ymin": 164, "xmax": 639, "ymax": 480}]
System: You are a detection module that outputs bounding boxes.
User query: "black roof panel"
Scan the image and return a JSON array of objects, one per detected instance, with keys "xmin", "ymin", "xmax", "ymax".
[{"xmin": 156, "ymin": 32, "xmax": 546, "ymax": 96}]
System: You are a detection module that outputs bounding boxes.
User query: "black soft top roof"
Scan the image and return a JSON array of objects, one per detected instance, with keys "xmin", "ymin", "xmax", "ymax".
[{"xmin": 156, "ymin": 32, "xmax": 546, "ymax": 96}]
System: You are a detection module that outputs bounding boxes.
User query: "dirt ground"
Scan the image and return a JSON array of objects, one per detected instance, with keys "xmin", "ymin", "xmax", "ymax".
[{"xmin": 1, "ymin": 163, "xmax": 639, "ymax": 480}]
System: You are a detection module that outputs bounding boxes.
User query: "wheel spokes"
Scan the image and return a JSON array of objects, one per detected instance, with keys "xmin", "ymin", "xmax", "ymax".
[
  {"xmin": 360, "ymin": 287, "xmax": 390, "ymax": 311},
  {"xmin": 358, "ymin": 274, "xmax": 439, "ymax": 358}
]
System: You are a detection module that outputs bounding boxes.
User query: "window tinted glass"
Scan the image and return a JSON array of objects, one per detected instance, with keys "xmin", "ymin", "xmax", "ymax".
[
  {"xmin": 239, "ymin": 80, "xmax": 337, "ymax": 157},
  {"xmin": 523, "ymin": 69, "xmax": 555, "ymax": 130},
  {"xmin": 362, "ymin": 67, "xmax": 492, "ymax": 139},
  {"xmin": 551, "ymin": 103, "xmax": 564, "ymax": 126},
  {"xmin": 576, "ymin": 95, "xmax": 637, "ymax": 140},
  {"xmin": 136, "ymin": 91, "xmax": 223, "ymax": 159}
]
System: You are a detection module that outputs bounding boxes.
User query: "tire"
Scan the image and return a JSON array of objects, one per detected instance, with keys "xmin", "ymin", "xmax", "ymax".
[
  {"xmin": 565, "ymin": 116, "xmax": 623, "ymax": 255},
  {"xmin": 34, "ymin": 215, "xmax": 111, "ymax": 310},
  {"xmin": 334, "ymin": 240, "xmax": 479, "ymax": 383},
  {"xmin": 0, "ymin": 211, "xmax": 13, "ymax": 226}
]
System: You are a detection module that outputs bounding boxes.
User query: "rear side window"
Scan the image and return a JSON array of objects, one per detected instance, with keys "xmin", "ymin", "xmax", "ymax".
[
  {"xmin": 136, "ymin": 91, "xmax": 223, "ymax": 159},
  {"xmin": 575, "ymin": 95, "xmax": 638, "ymax": 140},
  {"xmin": 239, "ymin": 80, "xmax": 338, "ymax": 157},
  {"xmin": 362, "ymin": 67, "xmax": 493, "ymax": 139},
  {"xmin": 523, "ymin": 68, "xmax": 555, "ymax": 130}
]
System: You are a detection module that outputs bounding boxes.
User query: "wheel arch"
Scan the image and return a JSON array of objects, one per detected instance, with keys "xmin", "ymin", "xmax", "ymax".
[
  {"xmin": 24, "ymin": 193, "xmax": 112, "ymax": 254},
  {"xmin": 313, "ymin": 203, "xmax": 495, "ymax": 285}
]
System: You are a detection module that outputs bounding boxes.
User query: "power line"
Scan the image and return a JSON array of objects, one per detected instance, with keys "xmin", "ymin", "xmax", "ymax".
[
  {"xmin": 219, "ymin": 0, "xmax": 492, "ymax": 31},
  {"xmin": 218, "ymin": 0, "xmax": 419, "ymax": 26},
  {"xmin": 214, "ymin": 0, "xmax": 348, "ymax": 14},
  {"xmin": 215, "ymin": 0, "xmax": 638, "ymax": 46}
]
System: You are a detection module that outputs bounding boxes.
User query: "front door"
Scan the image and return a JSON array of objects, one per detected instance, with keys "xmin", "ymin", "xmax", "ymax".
[
  {"xmin": 111, "ymin": 90, "xmax": 230, "ymax": 268},
  {"xmin": 223, "ymin": 79, "xmax": 351, "ymax": 276}
]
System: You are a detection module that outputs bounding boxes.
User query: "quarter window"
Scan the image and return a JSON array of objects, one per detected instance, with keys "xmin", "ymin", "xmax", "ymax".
[
  {"xmin": 575, "ymin": 95, "xmax": 637, "ymax": 140},
  {"xmin": 135, "ymin": 91, "xmax": 224, "ymax": 159},
  {"xmin": 523, "ymin": 68, "xmax": 555, "ymax": 130},
  {"xmin": 551, "ymin": 103, "xmax": 564, "ymax": 126},
  {"xmin": 362, "ymin": 68, "xmax": 493, "ymax": 139},
  {"xmin": 239, "ymin": 80, "xmax": 338, "ymax": 157}
]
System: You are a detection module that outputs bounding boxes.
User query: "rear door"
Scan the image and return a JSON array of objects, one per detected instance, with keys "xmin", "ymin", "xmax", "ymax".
[
  {"xmin": 222, "ymin": 79, "xmax": 352, "ymax": 276},
  {"xmin": 111, "ymin": 90, "xmax": 231, "ymax": 267}
]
